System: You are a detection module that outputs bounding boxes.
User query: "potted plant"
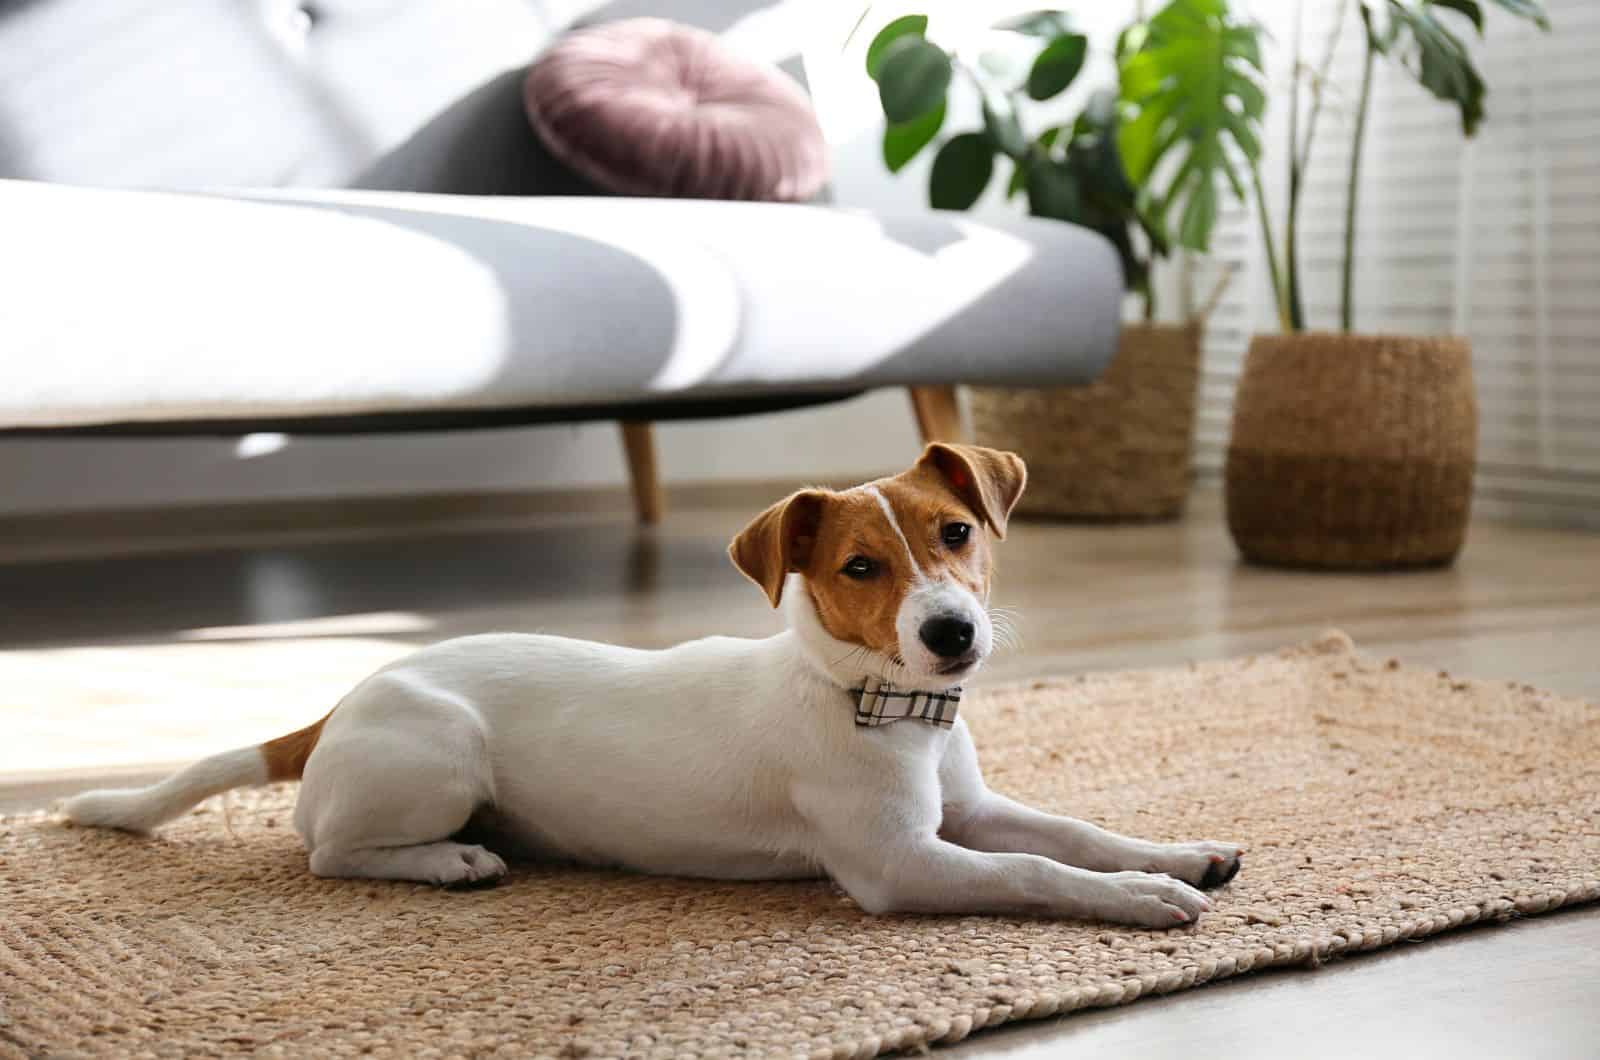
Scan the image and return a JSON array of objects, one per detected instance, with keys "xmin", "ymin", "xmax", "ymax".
[
  {"xmin": 862, "ymin": 1, "xmax": 1265, "ymax": 519},
  {"xmin": 1196, "ymin": 0, "xmax": 1550, "ymax": 568}
]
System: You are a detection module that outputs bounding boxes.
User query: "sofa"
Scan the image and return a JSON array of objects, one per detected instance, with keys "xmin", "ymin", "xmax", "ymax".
[{"xmin": 0, "ymin": 0, "xmax": 1123, "ymax": 522}]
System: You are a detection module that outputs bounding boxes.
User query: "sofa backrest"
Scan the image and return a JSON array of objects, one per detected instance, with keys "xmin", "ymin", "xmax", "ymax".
[{"xmin": 0, "ymin": 0, "xmax": 810, "ymax": 190}]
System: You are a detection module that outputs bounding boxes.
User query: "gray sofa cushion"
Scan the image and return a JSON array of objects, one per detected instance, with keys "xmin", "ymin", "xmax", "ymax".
[
  {"xmin": 0, "ymin": 181, "xmax": 1122, "ymax": 431},
  {"xmin": 352, "ymin": 67, "xmax": 606, "ymax": 198}
]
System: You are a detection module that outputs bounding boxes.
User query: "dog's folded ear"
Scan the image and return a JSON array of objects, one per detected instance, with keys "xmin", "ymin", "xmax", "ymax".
[
  {"xmin": 917, "ymin": 443, "xmax": 1028, "ymax": 539},
  {"xmin": 728, "ymin": 490, "xmax": 829, "ymax": 607}
]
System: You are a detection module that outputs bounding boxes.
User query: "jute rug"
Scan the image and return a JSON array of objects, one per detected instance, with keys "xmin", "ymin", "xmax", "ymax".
[{"xmin": 3, "ymin": 632, "xmax": 1597, "ymax": 1059}]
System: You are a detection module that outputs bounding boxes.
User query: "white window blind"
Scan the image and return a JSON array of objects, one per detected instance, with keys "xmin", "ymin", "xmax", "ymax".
[{"xmin": 1193, "ymin": 0, "xmax": 1600, "ymax": 528}]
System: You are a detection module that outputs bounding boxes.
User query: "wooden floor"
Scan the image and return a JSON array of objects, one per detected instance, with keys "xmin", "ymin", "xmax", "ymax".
[{"xmin": 3, "ymin": 487, "xmax": 1597, "ymax": 1058}]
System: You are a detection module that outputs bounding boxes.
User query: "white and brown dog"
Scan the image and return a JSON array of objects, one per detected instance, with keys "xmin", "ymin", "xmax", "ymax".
[{"xmin": 67, "ymin": 444, "xmax": 1240, "ymax": 926}]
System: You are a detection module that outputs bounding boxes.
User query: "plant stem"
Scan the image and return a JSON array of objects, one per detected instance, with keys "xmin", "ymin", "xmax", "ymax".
[
  {"xmin": 841, "ymin": 4, "xmax": 872, "ymax": 52},
  {"xmin": 1283, "ymin": 0, "xmax": 1307, "ymax": 331},
  {"xmin": 1296, "ymin": 0, "xmax": 1349, "ymax": 178},
  {"xmin": 1252, "ymin": 164, "xmax": 1292, "ymax": 332},
  {"xmin": 1342, "ymin": 29, "xmax": 1377, "ymax": 333}
]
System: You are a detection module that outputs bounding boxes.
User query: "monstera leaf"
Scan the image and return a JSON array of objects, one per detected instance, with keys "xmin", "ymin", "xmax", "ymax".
[
  {"xmin": 1116, "ymin": 0, "xmax": 1265, "ymax": 252},
  {"xmin": 1362, "ymin": 0, "xmax": 1549, "ymax": 136}
]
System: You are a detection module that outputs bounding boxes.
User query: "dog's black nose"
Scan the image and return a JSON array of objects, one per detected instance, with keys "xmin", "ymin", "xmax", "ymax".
[{"xmin": 919, "ymin": 615, "xmax": 975, "ymax": 659}]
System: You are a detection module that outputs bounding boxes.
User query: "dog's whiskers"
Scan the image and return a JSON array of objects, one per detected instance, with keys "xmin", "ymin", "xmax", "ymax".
[
  {"xmin": 829, "ymin": 644, "xmax": 865, "ymax": 669},
  {"xmin": 988, "ymin": 607, "xmax": 1023, "ymax": 655}
]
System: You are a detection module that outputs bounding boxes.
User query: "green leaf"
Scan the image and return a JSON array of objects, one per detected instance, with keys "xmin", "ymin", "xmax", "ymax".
[
  {"xmin": 1430, "ymin": 0, "xmax": 1484, "ymax": 33},
  {"xmin": 1153, "ymin": 150, "xmax": 1198, "ymax": 231},
  {"xmin": 1117, "ymin": 50, "xmax": 1165, "ymax": 99},
  {"xmin": 1023, "ymin": 155, "xmax": 1082, "ymax": 222},
  {"xmin": 1178, "ymin": 175, "xmax": 1217, "ymax": 250},
  {"xmin": 865, "ymin": 15, "xmax": 928, "ymax": 80},
  {"xmin": 1097, "ymin": 220, "xmax": 1148, "ymax": 294},
  {"xmin": 1115, "ymin": 22, "xmax": 1149, "ymax": 62},
  {"xmin": 1135, "ymin": 191, "xmax": 1171, "ymax": 256},
  {"xmin": 876, "ymin": 37, "xmax": 952, "ymax": 123},
  {"xmin": 1221, "ymin": 26, "xmax": 1263, "ymax": 70},
  {"xmin": 1114, "ymin": 90, "xmax": 1176, "ymax": 183},
  {"xmin": 1224, "ymin": 71, "xmax": 1266, "ymax": 117},
  {"xmin": 981, "ymin": 98, "xmax": 1028, "ymax": 159},
  {"xmin": 1481, "ymin": 0, "xmax": 1550, "ymax": 30},
  {"xmin": 929, "ymin": 133, "xmax": 995, "ymax": 210},
  {"xmin": 1007, "ymin": 158, "xmax": 1029, "ymax": 199},
  {"xmin": 1115, "ymin": 0, "xmax": 1267, "ymax": 254},
  {"xmin": 1026, "ymin": 33, "xmax": 1088, "ymax": 100},
  {"xmin": 1388, "ymin": 3, "xmax": 1486, "ymax": 134},
  {"xmin": 1065, "ymin": 89, "xmax": 1137, "ymax": 209},
  {"xmin": 1216, "ymin": 144, "xmax": 1247, "ymax": 202},
  {"xmin": 1371, "ymin": 0, "xmax": 1549, "ymax": 139},
  {"xmin": 993, "ymin": 10, "xmax": 1075, "ymax": 38},
  {"xmin": 883, "ymin": 101, "xmax": 946, "ymax": 173},
  {"xmin": 1222, "ymin": 109, "xmax": 1261, "ymax": 162}
]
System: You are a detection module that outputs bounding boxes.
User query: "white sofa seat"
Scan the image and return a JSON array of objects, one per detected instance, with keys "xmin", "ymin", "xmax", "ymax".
[{"xmin": 0, "ymin": 180, "xmax": 1122, "ymax": 432}]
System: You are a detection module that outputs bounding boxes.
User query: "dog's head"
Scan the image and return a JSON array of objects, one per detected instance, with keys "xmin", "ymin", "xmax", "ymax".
[{"xmin": 729, "ymin": 443, "xmax": 1026, "ymax": 690}]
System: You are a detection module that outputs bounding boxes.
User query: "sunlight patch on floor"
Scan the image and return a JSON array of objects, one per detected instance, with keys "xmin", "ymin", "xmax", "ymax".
[
  {"xmin": 0, "ymin": 637, "xmax": 413, "ymax": 773},
  {"xmin": 177, "ymin": 611, "xmax": 436, "ymax": 642}
]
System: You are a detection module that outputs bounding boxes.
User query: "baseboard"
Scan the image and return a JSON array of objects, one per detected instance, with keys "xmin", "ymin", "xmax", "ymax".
[{"xmin": 0, "ymin": 478, "xmax": 862, "ymax": 565}]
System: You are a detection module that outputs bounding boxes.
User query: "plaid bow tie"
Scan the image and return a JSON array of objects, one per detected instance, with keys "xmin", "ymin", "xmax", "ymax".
[{"xmin": 854, "ymin": 676, "xmax": 962, "ymax": 729}]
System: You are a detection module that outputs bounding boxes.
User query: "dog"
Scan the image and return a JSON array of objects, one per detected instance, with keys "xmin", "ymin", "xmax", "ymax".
[{"xmin": 66, "ymin": 443, "xmax": 1240, "ymax": 926}]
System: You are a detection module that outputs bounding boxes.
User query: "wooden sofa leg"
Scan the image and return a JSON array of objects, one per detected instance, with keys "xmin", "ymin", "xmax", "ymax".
[
  {"xmin": 908, "ymin": 385, "xmax": 965, "ymax": 444},
  {"xmin": 619, "ymin": 421, "xmax": 664, "ymax": 525}
]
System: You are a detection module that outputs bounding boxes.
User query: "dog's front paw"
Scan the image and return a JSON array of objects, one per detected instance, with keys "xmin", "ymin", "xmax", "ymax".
[
  {"xmin": 1142, "ymin": 841, "xmax": 1244, "ymax": 890},
  {"xmin": 1092, "ymin": 871, "xmax": 1212, "ymax": 928},
  {"xmin": 430, "ymin": 843, "xmax": 509, "ymax": 888}
]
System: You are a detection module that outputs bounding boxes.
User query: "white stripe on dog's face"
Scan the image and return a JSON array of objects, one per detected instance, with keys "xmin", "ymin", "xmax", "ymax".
[{"xmin": 864, "ymin": 486, "xmax": 925, "ymax": 584}]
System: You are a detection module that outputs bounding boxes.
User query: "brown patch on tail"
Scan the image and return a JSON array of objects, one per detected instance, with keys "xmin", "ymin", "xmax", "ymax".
[{"xmin": 260, "ymin": 712, "xmax": 332, "ymax": 781}]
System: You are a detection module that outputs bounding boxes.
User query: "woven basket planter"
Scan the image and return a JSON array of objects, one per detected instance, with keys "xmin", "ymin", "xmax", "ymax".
[
  {"xmin": 1225, "ymin": 332, "xmax": 1477, "ymax": 569},
  {"xmin": 969, "ymin": 323, "xmax": 1202, "ymax": 519}
]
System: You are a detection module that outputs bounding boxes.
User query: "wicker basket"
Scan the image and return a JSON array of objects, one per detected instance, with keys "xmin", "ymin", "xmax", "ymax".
[
  {"xmin": 969, "ymin": 323, "xmax": 1202, "ymax": 519},
  {"xmin": 1225, "ymin": 332, "xmax": 1477, "ymax": 569}
]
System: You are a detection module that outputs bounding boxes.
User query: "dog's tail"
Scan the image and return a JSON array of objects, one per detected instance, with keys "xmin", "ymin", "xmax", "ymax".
[{"xmin": 63, "ymin": 713, "xmax": 329, "ymax": 833}]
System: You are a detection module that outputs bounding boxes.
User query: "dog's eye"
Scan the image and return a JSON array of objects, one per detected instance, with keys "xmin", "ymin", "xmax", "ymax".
[
  {"xmin": 841, "ymin": 556, "xmax": 878, "ymax": 580},
  {"xmin": 941, "ymin": 523, "xmax": 971, "ymax": 548}
]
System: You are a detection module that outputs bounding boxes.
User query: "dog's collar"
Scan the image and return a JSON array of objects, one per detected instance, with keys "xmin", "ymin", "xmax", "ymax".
[{"xmin": 852, "ymin": 676, "xmax": 961, "ymax": 729}]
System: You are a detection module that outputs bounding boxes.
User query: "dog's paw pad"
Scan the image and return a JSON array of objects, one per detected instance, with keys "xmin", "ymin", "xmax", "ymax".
[
  {"xmin": 1198, "ymin": 855, "xmax": 1242, "ymax": 890},
  {"xmin": 1146, "ymin": 841, "xmax": 1244, "ymax": 890}
]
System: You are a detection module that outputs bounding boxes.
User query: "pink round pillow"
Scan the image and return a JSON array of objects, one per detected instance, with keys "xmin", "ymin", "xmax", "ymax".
[{"xmin": 524, "ymin": 18, "xmax": 829, "ymax": 202}]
